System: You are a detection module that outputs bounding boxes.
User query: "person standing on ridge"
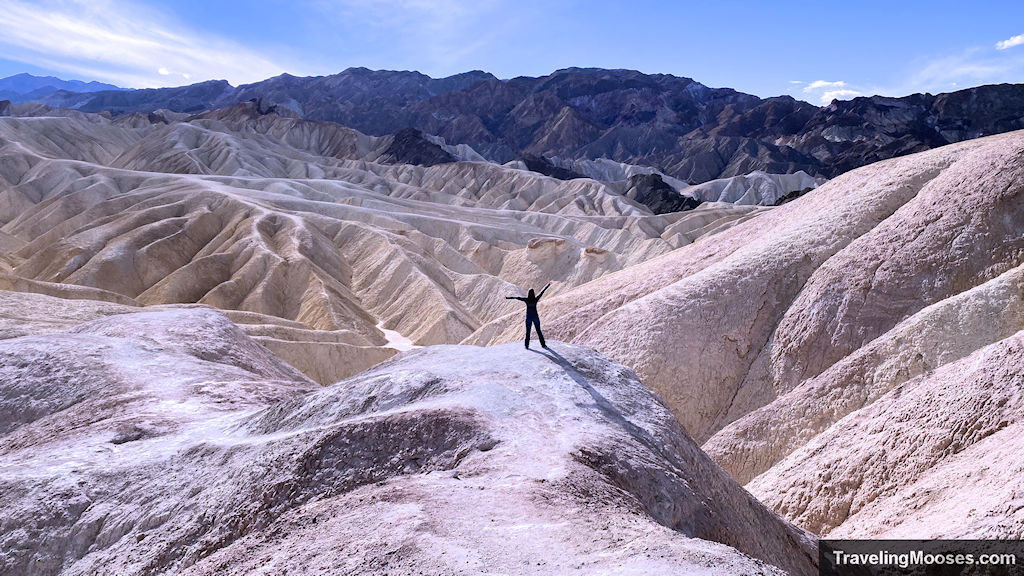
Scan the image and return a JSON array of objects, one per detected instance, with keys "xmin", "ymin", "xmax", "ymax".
[{"xmin": 506, "ymin": 283, "xmax": 551, "ymax": 349}]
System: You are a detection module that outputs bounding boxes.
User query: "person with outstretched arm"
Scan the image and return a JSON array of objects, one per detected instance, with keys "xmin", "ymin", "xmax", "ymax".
[{"xmin": 505, "ymin": 283, "xmax": 551, "ymax": 349}]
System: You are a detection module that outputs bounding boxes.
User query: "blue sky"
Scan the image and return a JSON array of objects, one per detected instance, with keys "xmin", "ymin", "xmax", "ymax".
[{"xmin": 1, "ymin": 0, "xmax": 1023, "ymax": 103}]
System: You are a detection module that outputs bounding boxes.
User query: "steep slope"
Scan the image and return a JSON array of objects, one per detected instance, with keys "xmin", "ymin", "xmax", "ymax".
[
  {"xmin": 468, "ymin": 134, "xmax": 976, "ymax": 441},
  {"xmin": 0, "ymin": 292, "xmax": 816, "ymax": 576},
  {"xmin": 704, "ymin": 261, "xmax": 1024, "ymax": 485},
  {"xmin": 467, "ymin": 129, "xmax": 1024, "ymax": 539},
  {"xmin": 34, "ymin": 67, "xmax": 1024, "ymax": 183},
  {"xmin": 747, "ymin": 331, "xmax": 1024, "ymax": 538}
]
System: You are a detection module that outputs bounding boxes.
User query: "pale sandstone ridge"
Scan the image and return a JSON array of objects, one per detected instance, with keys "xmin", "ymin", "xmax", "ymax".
[
  {"xmin": 469, "ymin": 130, "xmax": 1024, "ymax": 537},
  {"xmin": 0, "ymin": 107, "xmax": 759, "ymax": 383},
  {"xmin": 0, "ymin": 292, "xmax": 815, "ymax": 576}
]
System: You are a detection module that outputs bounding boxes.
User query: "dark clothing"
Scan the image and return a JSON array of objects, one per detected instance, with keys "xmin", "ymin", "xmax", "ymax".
[
  {"xmin": 507, "ymin": 295, "xmax": 541, "ymax": 316},
  {"xmin": 506, "ymin": 284, "xmax": 550, "ymax": 349},
  {"xmin": 525, "ymin": 313, "xmax": 545, "ymax": 349}
]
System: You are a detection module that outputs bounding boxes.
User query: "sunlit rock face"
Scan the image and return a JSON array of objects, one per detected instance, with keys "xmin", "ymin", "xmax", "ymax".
[{"xmin": 470, "ymin": 129, "xmax": 1024, "ymax": 537}]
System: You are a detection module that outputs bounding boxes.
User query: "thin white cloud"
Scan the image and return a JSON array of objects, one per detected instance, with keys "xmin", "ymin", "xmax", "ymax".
[
  {"xmin": 803, "ymin": 80, "xmax": 847, "ymax": 92},
  {"xmin": 996, "ymin": 33, "xmax": 1024, "ymax": 50},
  {"xmin": 797, "ymin": 79, "xmax": 861, "ymax": 104},
  {"xmin": 854, "ymin": 41, "xmax": 1024, "ymax": 99},
  {"xmin": 895, "ymin": 46, "xmax": 1024, "ymax": 95},
  {"xmin": 788, "ymin": 36, "xmax": 1024, "ymax": 104},
  {"xmin": 0, "ymin": 0, "xmax": 299, "ymax": 87},
  {"xmin": 821, "ymin": 89, "xmax": 861, "ymax": 102}
]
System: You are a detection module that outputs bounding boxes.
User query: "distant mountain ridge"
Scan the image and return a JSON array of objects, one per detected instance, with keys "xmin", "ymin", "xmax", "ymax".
[
  {"xmin": 17, "ymin": 68, "xmax": 1024, "ymax": 183},
  {"xmin": 0, "ymin": 73, "xmax": 122, "ymax": 103}
]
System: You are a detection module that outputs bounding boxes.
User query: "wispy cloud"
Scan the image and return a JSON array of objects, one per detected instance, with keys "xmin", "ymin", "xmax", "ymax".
[
  {"xmin": 894, "ymin": 46, "xmax": 1024, "ymax": 95},
  {"xmin": 821, "ymin": 89, "xmax": 861, "ymax": 102},
  {"xmin": 799, "ymin": 80, "xmax": 861, "ymax": 103},
  {"xmin": 791, "ymin": 33, "xmax": 1024, "ymax": 105},
  {"xmin": 996, "ymin": 33, "xmax": 1024, "ymax": 50},
  {"xmin": 803, "ymin": 80, "xmax": 847, "ymax": 92},
  {"xmin": 0, "ymin": 0, "xmax": 298, "ymax": 87}
]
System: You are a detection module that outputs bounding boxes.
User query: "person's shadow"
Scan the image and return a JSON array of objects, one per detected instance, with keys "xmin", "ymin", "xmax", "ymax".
[{"xmin": 526, "ymin": 345, "xmax": 683, "ymax": 466}]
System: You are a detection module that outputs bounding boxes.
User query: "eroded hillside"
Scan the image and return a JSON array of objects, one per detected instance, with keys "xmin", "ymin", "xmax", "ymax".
[
  {"xmin": 0, "ymin": 104, "xmax": 760, "ymax": 384},
  {"xmin": 470, "ymin": 129, "xmax": 1024, "ymax": 538}
]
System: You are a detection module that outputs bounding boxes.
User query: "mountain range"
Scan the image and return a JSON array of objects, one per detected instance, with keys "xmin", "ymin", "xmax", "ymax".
[
  {"xmin": 15, "ymin": 68, "xmax": 1024, "ymax": 183},
  {"xmin": 0, "ymin": 73, "xmax": 122, "ymax": 104}
]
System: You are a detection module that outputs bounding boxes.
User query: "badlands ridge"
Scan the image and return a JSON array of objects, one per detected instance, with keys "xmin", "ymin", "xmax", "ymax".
[
  {"xmin": 0, "ymin": 101, "xmax": 769, "ymax": 387},
  {"xmin": 0, "ymin": 295, "xmax": 814, "ymax": 575},
  {"xmin": 1, "ymin": 99, "xmax": 1022, "ymax": 573},
  {"xmin": 472, "ymin": 128, "xmax": 1024, "ymax": 538}
]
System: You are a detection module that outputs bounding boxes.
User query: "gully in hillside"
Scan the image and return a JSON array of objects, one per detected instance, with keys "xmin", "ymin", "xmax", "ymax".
[{"xmin": 506, "ymin": 283, "xmax": 551, "ymax": 349}]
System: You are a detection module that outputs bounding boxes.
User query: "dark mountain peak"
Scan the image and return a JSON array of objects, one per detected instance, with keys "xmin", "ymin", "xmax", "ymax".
[
  {"xmin": 45, "ymin": 78, "xmax": 235, "ymax": 115},
  {"xmin": 552, "ymin": 67, "xmax": 645, "ymax": 76},
  {"xmin": 430, "ymin": 70, "xmax": 497, "ymax": 92},
  {"xmin": 237, "ymin": 73, "xmax": 299, "ymax": 90},
  {"xmin": 625, "ymin": 173, "xmax": 701, "ymax": 214},
  {"xmin": 195, "ymin": 79, "xmax": 233, "ymax": 88},
  {"xmin": 194, "ymin": 98, "xmax": 300, "ymax": 122},
  {"xmin": 380, "ymin": 127, "xmax": 456, "ymax": 167},
  {"xmin": 519, "ymin": 154, "xmax": 586, "ymax": 180},
  {"xmin": 549, "ymin": 67, "xmax": 699, "ymax": 86},
  {"xmin": 550, "ymin": 67, "xmax": 622, "ymax": 77},
  {"xmin": 341, "ymin": 66, "xmax": 378, "ymax": 75},
  {"xmin": 16, "ymin": 66, "xmax": 1024, "ymax": 184},
  {"xmin": 339, "ymin": 66, "xmax": 430, "ymax": 81},
  {"xmin": 448, "ymin": 69, "xmax": 494, "ymax": 80}
]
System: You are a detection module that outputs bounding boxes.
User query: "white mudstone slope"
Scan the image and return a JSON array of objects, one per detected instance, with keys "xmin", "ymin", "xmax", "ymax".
[{"xmin": 0, "ymin": 291, "xmax": 814, "ymax": 575}]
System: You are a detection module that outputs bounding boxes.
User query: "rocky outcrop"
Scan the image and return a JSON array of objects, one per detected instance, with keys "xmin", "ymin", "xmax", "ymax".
[
  {"xmin": 0, "ymin": 294, "xmax": 816, "ymax": 575},
  {"xmin": 519, "ymin": 154, "xmax": 586, "ymax": 180},
  {"xmin": 524, "ymin": 158, "xmax": 814, "ymax": 210},
  {"xmin": 468, "ymin": 137, "xmax": 971, "ymax": 441},
  {"xmin": 781, "ymin": 85, "xmax": 1024, "ymax": 177},
  {"xmin": 679, "ymin": 171, "xmax": 821, "ymax": 206},
  {"xmin": 379, "ymin": 127, "xmax": 457, "ymax": 166},
  {"xmin": 623, "ymin": 173, "xmax": 700, "ymax": 214}
]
